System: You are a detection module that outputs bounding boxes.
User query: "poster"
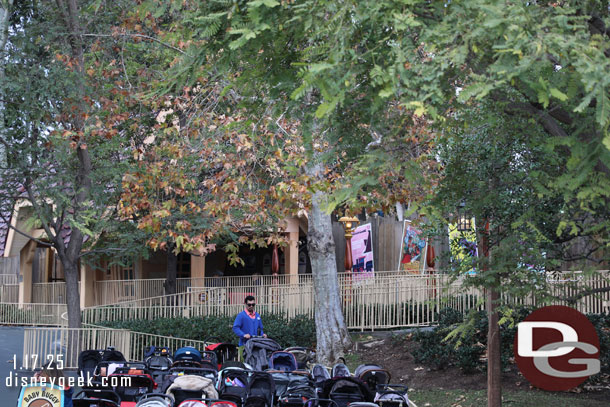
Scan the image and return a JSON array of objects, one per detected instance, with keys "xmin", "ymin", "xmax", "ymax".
[
  {"xmin": 448, "ymin": 221, "xmax": 478, "ymax": 275},
  {"xmin": 350, "ymin": 223, "xmax": 374, "ymax": 280},
  {"xmin": 399, "ymin": 222, "xmax": 427, "ymax": 273},
  {"xmin": 18, "ymin": 384, "xmax": 64, "ymax": 407}
]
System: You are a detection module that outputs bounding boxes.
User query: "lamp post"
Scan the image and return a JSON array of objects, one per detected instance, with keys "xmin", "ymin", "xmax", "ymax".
[{"xmin": 338, "ymin": 216, "xmax": 359, "ymax": 273}]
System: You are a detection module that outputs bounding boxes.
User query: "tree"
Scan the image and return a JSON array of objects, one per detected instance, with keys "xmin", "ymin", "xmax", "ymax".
[{"xmin": 0, "ymin": 0, "xmax": 149, "ymax": 328}]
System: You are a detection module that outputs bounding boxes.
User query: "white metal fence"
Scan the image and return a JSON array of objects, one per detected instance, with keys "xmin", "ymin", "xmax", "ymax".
[
  {"xmin": 81, "ymin": 271, "xmax": 610, "ymax": 330},
  {"xmin": 22, "ymin": 326, "xmax": 210, "ymax": 370},
  {"xmin": 0, "ymin": 303, "xmax": 68, "ymax": 326}
]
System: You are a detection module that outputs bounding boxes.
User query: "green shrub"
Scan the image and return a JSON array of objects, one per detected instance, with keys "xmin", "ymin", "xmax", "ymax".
[
  {"xmin": 411, "ymin": 306, "xmax": 610, "ymax": 383},
  {"xmin": 97, "ymin": 313, "xmax": 316, "ymax": 348}
]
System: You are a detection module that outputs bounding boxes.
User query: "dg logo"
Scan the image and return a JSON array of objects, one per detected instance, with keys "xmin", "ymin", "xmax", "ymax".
[{"xmin": 514, "ymin": 305, "xmax": 601, "ymax": 391}]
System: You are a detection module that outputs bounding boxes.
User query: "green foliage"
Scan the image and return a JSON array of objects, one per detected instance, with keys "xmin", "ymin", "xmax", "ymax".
[
  {"xmin": 411, "ymin": 306, "xmax": 609, "ymax": 384},
  {"xmin": 97, "ymin": 313, "xmax": 316, "ymax": 348}
]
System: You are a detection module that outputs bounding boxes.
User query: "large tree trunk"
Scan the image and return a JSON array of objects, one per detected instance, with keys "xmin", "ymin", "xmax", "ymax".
[
  {"xmin": 60, "ymin": 254, "xmax": 82, "ymax": 329},
  {"xmin": 307, "ymin": 163, "xmax": 352, "ymax": 365},
  {"xmin": 165, "ymin": 246, "xmax": 177, "ymax": 296},
  {"xmin": 487, "ymin": 286, "xmax": 501, "ymax": 407},
  {"xmin": 54, "ymin": 0, "xmax": 89, "ymax": 329}
]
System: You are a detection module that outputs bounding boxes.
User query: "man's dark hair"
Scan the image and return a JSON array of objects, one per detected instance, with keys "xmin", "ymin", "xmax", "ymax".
[{"xmin": 244, "ymin": 295, "xmax": 255, "ymax": 304}]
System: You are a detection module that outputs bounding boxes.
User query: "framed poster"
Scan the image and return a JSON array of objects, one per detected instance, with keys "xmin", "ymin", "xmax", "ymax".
[
  {"xmin": 398, "ymin": 221, "xmax": 427, "ymax": 274},
  {"xmin": 350, "ymin": 223, "xmax": 374, "ymax": 281}
]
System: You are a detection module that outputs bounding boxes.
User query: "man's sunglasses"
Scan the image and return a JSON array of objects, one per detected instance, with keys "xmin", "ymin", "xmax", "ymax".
[{"xmin": 246, "ymin": 303, "xmax": 256, "ymax": 307}]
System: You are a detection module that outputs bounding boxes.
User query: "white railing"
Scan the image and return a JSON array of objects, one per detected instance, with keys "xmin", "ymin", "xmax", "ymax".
[
  {"xmin": 82, "ymin": 271, "xmax": 610, "ymax": 330},
  {"xmin": 0, "ymin": 303, "xmax": 68, "ymax": 326},
  {"xmin": 22, "ymin": 326, "xmax": 210, "ymax": 370},
  {"xmin": 0, "ymin": 274, "xmax": 18, "ymax": 285},
  {"xmin": 32, "ymin": 282, "xmax": 74, "ymax": 304},
  {"xmin": 0, "ymin": 284, "xmax": 19, "ymax": 303}
]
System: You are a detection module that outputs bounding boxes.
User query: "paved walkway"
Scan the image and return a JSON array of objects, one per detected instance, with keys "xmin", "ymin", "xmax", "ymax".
[{"xmin": 0, "ymin": 326, "xmax": 25, "ymax": 401}]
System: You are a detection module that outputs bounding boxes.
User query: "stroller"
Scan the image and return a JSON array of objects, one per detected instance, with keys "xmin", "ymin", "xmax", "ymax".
[
  {"xmin": 173, "ymin": 347, "xmax": 205, "ymax": 369},
  {"xmin": 331, "ymin": 363, "xmax": 350, "ymax": 378},
  {"xmin": 206, "ymin": 342, "xmax": 239, "ymax": 370},
  {"xmin": 353, "ymin": 365, "xmax": 391, "ymax": 393},
  {"xmin": 110, "ymin": 363, "xmax": 157, "ymax": 404},
  {"xmin": 177, "ymin": 400, "xmax": 240, "ymax": 407},
  {"xmin": 243, "ymin": 338, "xmax": 281, "ymax": 371},
  {"xmin": 283, "ymin": 347, "xmax": 316, "ymax": 370},
  {"xmin": 275, "ymin": 373, "xmax": 315, "ymax": 407},
  {"xmin": 310, "ymin": 364, "xmax": 331, "ymax": 391},
  {"xmin": 135, "ymin": 393, "xmax": 174, "ymax": 407},
  {"xmin": 320, "ymin": 377, "xmax": 373, "ymax": 407},
  {"xmin": 245, "ymin": 372, "xmax": 275, "ymax": 407},
  {"xmin": 165, "ymin": 375, "xmax": 218, "ymax": 406},
  {"xmin": 79, "ymin": 348, "xmax": 127, "ymax": 381},
  {"xmin": 146, "ymin": 347, "xmax": 174, "ymax": 385},
  {"xmin": 374, "ymin": 384, "xmax": 409, "ymax": 407},
  {"xmin": 73, "ymin": 389, "xmax": 121, "ymax": 407},
  {"xmin": 268, "ymin": 351, "xmax": 298, "ymax": 372},
  {"xmin": 217, "ymin": 367, "xmax": 250, "ymax": 407},
  {"xmin": 168, "ymin": 366, "xmax": 219, "ymax": 386}
]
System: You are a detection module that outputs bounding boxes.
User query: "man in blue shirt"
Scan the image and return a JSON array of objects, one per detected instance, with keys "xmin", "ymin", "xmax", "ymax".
[{"xmin": 233, "ymin": 295, "xmax": 266, "ymax": 347}]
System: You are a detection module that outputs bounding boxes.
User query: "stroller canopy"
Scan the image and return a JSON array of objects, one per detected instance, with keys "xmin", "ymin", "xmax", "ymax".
[
  {"xmin": 311, "ymin": 364, "xmax": 331, "ymax": 387},
  {"xmin": 320, "ymin": 376, "xmax": 374, "ymax": 407},
  {"xmin": 134, "ymin": 393, "xmax": 174, "ymax": 407},
  {"xmin": 268, "ymin": 352, "xmax": 298, "ymax": 372},
  {"xmin": 354, "ymin": 364, "xmax": 391, "ymax": 392},
  {"xmin": 174, "ymin": 347, "xmax": 203, "ymax": 363},
  {"xmin": 244, "ymin": 338, "xmax": 281, "ymax": 371},
  {"xmin": 331, "ymin": 363, "xmax": 351, "ymax": 378}
]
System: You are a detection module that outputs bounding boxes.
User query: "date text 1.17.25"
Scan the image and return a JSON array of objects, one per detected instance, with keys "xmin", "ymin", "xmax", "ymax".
[{"xmin": 12, "ymin": 354, "xmax": 64, "ymax": 370}]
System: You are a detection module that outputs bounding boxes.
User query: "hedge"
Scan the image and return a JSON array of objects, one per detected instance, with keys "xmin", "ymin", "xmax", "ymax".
[{"xmin": 97, "ymin": 313, "xmax": 316, "ymax": 348}]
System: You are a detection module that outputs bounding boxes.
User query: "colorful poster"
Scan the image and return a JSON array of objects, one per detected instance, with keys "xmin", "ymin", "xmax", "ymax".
[
  {"xmin": 448, "ymin": 221, "xmax": 478, "ymax": 275},
  {"xmin": 19, "ymin": 384, "xmax": 65, "ymax": 407},
  {"xmin": 350, "ymin": 223, "xmax": 374, "ymax": 280},
  {"xmin": 399, "ymin": 222, "xmax": 426, "ymax": 273}
]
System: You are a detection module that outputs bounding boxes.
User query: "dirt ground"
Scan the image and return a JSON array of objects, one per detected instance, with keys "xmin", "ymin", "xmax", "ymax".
[{"xmin": 350, "ymin": 336, "xmax": 610, "ymax": 403}]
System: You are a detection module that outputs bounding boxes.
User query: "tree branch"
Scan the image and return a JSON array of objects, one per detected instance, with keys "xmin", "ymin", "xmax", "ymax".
[
  {"xmin": 504, "ymin": 101, "xmax": 570, "ymax": 139},
  {"xmin": 563, "ymin": 285, "xmax": 610, "ymax": 305},
  {"xmin": 82, "ymin": 33, "xmax": 185, "ymax": 54}
]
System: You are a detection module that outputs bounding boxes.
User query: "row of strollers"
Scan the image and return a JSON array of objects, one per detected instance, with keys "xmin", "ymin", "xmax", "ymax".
[{"xmin": 72, "ymin": 338, "xmax": 409, "ymax": 407}]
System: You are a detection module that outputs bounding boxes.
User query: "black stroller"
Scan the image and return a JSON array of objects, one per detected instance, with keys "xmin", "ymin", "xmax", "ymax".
[
  {"xmin": 145, "ymin": 347, "xmax": 173, "ymax": 384},
  {"xmin": 353, "ymin": 364, "xmax": 391, "ymax": 393},
  {"xmin": 374, "ymin": 384, "xmax": 409, "ymax": 407},
  {"xmin": 245, "ymin": 372, "xmax": 275, "ymax": 407},
  {"xmin": 275, "ymin": 372, "xmax": 315, "ymax": 407},
  {"xmin": 206, "ymin": 342, "xmax": 239, "ymax": 370},
  {"xmin": 217, "ymin": 367, "xmax": 250, "ymax": 407},
  {"xmin": 79, "ymin": 348, "xmax": 126, "ymax": 381},
  {"xmin": 320, "ymin": 377, "xmax": 374, "ymax": 407},
  {"xmin": 73, "ymin": 389, "xmax": 121, "ymax": 407},
  {"xmin": 109, "ymin": 363, "xmax": 157, "ymax": 404}
]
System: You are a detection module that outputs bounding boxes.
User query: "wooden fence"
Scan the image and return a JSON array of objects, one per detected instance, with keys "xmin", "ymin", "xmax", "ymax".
[{"xmin": 22, "ymin": 326, "xmax": 209, "ymax": 370}]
